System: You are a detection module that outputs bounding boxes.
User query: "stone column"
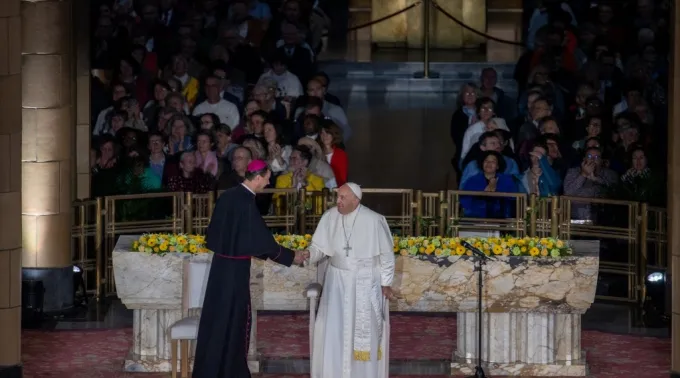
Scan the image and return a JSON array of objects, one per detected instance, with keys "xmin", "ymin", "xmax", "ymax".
[
  {"xmin": 0, "ymin": 1, "xmax": 23, "ymax": 376},
  {"xmin": 671, "ymin": 2, "xmax": 680, "ymax": 377},
  {"xmin": 74, "ymin": 0, "xmax": 90, "ymax": 199},
  {"xmin": 21, "ymin": 0, "xmax": 74, "ymax": 312}
]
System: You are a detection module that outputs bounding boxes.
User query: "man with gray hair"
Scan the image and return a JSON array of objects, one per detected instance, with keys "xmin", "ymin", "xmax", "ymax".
[{"xmin": 307, "ymin": 183, "xmax": 395, "ymax": 378}]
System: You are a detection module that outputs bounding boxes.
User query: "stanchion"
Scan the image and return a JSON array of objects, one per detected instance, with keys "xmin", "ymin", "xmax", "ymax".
[{"xmin": 414, "ymin": 0, "xmax": 439, "ymax": 79}]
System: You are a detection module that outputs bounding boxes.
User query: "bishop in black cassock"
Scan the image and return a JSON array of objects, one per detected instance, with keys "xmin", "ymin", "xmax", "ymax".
[{"xmin": 193, "ymin": 161, "xmax": 300, "ymax": 378}]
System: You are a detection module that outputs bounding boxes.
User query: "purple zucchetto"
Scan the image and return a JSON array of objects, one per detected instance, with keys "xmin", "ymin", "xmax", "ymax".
[{"xmin": 247, "ymin": 160, "xmax": 268, "ymax": 172}]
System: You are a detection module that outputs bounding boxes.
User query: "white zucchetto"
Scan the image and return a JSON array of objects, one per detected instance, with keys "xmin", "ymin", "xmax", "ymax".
[{"xmin": 345, "ymin": 182, "xmax": 363, "ymax": 200}]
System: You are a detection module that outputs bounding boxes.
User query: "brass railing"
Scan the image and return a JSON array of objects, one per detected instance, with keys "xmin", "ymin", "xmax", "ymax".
[
  {"xmin": 70, "ymin": 189, "xmax": 668, "ymax": 305},
  {"xmin": 448, "ymin": 191, "xmax": 527, "ymax": 237},
  {"xmin": 559, "ymin": 196, "xmax": 641, "ymax": 303}
]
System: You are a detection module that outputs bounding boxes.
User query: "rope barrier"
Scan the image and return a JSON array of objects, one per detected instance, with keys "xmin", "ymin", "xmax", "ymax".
[
  {"xmin": 431, "ymin": 0, "xmax": 525, "ymax": 47},
  {"xmin": 345, "ymin": 1, "xmax": 422, "ymax": 32}
]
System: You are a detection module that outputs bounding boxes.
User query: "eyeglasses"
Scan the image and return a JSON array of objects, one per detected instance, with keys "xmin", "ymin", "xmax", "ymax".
[{"xmin": 587, "ymin": 154, "xmax": 601, "ymax": 160}]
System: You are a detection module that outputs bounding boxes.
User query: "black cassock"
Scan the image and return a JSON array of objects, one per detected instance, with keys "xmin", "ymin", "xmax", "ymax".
[{"xmin": 193, "ymin": 184, "xmax": 295, "ymax": 378}]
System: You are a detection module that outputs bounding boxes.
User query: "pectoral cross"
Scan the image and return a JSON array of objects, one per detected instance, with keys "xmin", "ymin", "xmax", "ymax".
[{"xmin": 343, "ymin": 243, "xmax": 352, "ymax": 256}]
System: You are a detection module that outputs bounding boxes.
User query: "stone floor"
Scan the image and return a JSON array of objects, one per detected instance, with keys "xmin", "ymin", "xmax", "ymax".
[{"xmin": 23, "ymin": 305, "xmax": 670, "ymax": 377}]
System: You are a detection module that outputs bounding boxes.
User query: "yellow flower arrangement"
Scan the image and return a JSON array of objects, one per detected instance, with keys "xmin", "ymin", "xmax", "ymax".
[
  {"xmin": 393, "ymin": 236, "xmax": 570, "ymax": 258},
  {"xmin": 132, "ymin": 233, "xmax": 209, "ymax": 255},
  {"xmin": 274, "ymin": 234, "xmax": 312, "ymax": 251},
  {"xmin": 132, "ymin": 233, "xmax": 570, "ymax": 259}
]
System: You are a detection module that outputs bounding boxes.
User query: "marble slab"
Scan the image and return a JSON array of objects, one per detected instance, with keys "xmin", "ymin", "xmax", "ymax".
[
  {"xmin": 113, "ymin": 236, "xmax": 599, "ymax": 314},
  {"xmin": 393, "ymin": 241, "xmax": 599, "ymax": 313}
]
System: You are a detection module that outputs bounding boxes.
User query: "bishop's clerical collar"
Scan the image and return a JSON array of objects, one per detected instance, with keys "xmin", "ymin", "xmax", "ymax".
[{"xmin": 240, "ymin": 183, "xmax": 255, "ymax": 195}]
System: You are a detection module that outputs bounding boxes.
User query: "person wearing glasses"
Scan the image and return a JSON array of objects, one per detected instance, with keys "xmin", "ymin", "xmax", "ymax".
[{"xmin": 563, "ymin": 147, "xmax": 619, "ymax": 220}]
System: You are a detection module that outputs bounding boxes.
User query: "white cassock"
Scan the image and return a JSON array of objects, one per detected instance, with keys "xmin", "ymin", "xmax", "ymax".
[{"xmin": 308, "ymin": 204, "xmax": 395, "ymax": 378}]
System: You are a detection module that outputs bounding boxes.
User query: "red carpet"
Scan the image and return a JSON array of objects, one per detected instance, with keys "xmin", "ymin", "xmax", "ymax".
[{"xmin": 22, "ymin": 314, "xmax": 670, "ymax": 378}]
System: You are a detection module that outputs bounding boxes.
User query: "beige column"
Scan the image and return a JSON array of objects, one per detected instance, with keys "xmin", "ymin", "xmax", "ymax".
[
  {"xmin": 21, "ymin": 0, "xmax": 74, "ymax": 312},
  {"xmin": 74, "ymin": 0, "xmax": 90, "ymax": 199},
  {"xmin": 671, "ymin": 1, "xmax": 680, "ymax": 376},
  {"xmin": 0, "ymin": 0, "xmax": 23, "ymax": 375}
]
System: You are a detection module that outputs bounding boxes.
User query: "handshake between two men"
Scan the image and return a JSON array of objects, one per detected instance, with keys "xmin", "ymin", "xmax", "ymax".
[{"xmin": 293, "ymin": 250, "xmax": 311, "ymax": 266}]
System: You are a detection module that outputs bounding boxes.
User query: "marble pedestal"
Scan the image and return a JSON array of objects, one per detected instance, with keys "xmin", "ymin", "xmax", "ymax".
[{"xmin": 451, "ymin": 312, "xmax": 586, "ymax": 376}]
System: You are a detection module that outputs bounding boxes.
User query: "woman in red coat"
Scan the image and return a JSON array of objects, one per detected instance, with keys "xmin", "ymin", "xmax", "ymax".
[{"xmin": 319, "ymin": 122, "xmax": 348, "ymax": 187}]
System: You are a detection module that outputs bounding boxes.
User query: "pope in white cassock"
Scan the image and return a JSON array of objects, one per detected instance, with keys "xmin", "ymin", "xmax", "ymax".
[{"xmin": 307, "ymin": 182, "xmax": 396, "ymax": 378}]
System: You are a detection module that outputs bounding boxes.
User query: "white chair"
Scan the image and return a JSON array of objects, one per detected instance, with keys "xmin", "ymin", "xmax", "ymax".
[
  {"xmin": 168, "ymin": 259, "xmax": 209, "ymax": 378},
  {"xmin": 305, "ymin": 257, "xmax": 328, "ymax": 362},
  {"xmin": 305, "ymin": 282, "xmax": 323, "ymax": 361}
]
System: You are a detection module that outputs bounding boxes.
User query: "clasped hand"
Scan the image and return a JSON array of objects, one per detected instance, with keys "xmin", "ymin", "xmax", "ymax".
[{"xmin": 293, "ymin": 250, "xmax": 310, "ymax": 265}]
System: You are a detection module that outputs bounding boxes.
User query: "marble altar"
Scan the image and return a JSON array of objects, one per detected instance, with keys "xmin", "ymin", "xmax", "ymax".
[{"xmin": 112, "ymin": 235, "xmax": 598, "ymax": 376}]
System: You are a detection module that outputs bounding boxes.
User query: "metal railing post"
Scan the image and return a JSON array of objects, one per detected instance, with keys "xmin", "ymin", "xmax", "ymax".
[
  {"xmin": 95, "ymin": 197, "xmax": 103, "ymax": 301},
  {"xmin": 321, "ymin": 188, "xmax": 330, "ymax": 213},
  {"xmin": 550, "ymin": 197, "xmax": 559, "ymax": 238},
  {"xmin": 529, "ymin": 194, "xmax": 537, "ymax": 237},
  {"xmin": 184, "ymin": 192, "xmax": 193, "ymax": 234},
  {"xmin": 414, "ymin": 0, "xmax": 438, "ymax": 79},
  {"xmin": 414, "ymin": 190, "xmax": 423, "ymax": 236},
  {"xmin": 639, "ymin": 203, "xmax": 649, "ymax": 307},
  {"xmin": 207, "ymin": 191, "xmax": 215, "ymax": 220},
  {"xmin": 438, "ymin": 190, "xmax": 447, "ymax": 236},
  {"xmin": 423, "ymin": 0, "xmax": 431, "ymax": 78},
  {"xmin": 298, "ymin": 189, "xmax": 307, "ymax": 235}
]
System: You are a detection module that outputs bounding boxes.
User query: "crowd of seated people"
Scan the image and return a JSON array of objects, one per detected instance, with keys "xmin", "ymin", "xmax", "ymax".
[
  {"xmin": 90, "ymin": 0, "xmax": 349, "ymax": 215},
  {"xmin": 452, "ymin": 0, "xmax": 668, "ymax": 219}
]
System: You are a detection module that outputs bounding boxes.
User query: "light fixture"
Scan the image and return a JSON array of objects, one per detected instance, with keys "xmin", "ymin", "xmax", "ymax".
[
  {"xmin": 643, "ymin": 270, "xmax": 669, "ymax": 327},
  {"xmin": 73, "ymin": 265, "xmax": 88, "ymax": 307},
  {"xmin": 647, "ymin": 272, "xmax": 664, "ymax": 283}
]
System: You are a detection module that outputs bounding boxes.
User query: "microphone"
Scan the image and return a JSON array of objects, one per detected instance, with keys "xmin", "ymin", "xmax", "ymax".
[{"xmin": 460, "ymin": 240, "xmax": 496, "ymax": 260}]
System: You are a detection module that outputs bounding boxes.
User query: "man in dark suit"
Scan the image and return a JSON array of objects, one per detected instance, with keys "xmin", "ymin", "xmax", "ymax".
[{"xmin": 275, "ymin": 22, "xmax": 315, "ymax": 86}]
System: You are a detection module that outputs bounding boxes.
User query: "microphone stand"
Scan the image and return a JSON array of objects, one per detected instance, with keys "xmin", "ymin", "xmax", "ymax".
[{"xmin": 461, "ymin": 241, "xmax": 497, "ymax": 378}]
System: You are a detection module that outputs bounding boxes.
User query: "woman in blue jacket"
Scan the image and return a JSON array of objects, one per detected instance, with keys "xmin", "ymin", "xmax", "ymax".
[{"xmin": 461, "ymin": 150, "xmax": 518, "ymax": 218}]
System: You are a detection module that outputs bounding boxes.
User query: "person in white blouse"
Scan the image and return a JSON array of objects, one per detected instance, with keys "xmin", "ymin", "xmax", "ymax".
[
  {"xmin": 257, "ymin": 52, "xmax": 304, "ymax": 99},
  {"xmin": 460, "ymin": 97, "xmax": 497, "ymax": 161},
  {"xmin": 263, "ymin": 121, "xmax": 292, "ymax": 174},
  {"xmin": 460, "ymin": 108, "xmax": 513, "ymax": 163},
  {"xmin": 193, "ymin": 75, "xmax": 241, "ymax": 128}
]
